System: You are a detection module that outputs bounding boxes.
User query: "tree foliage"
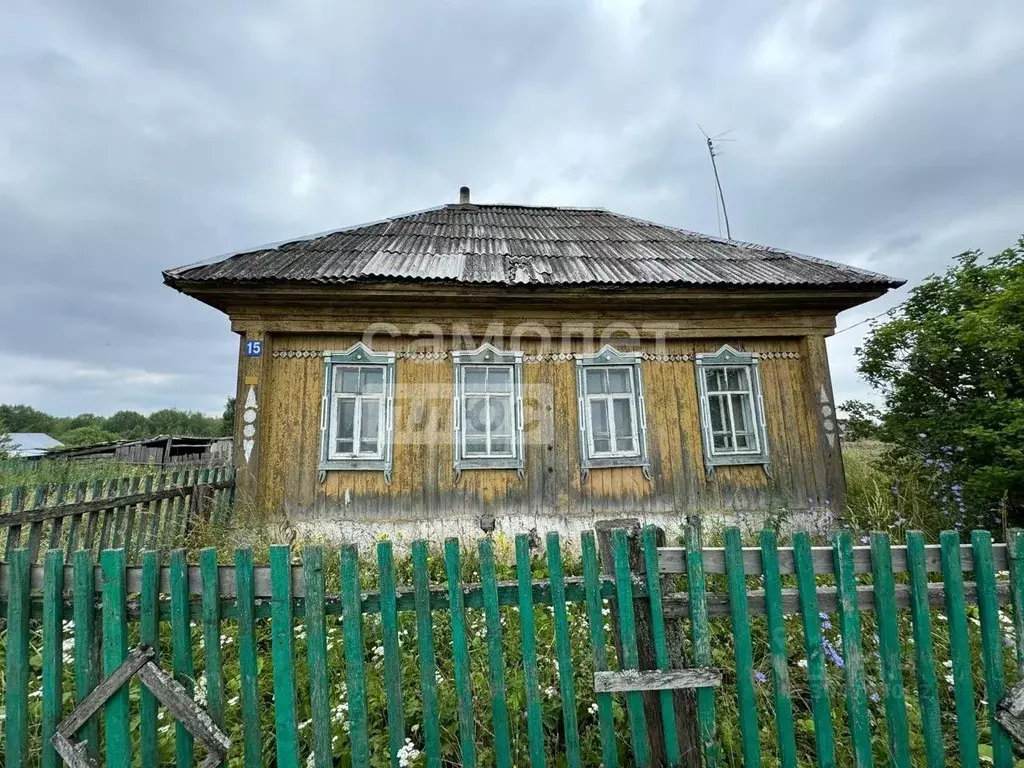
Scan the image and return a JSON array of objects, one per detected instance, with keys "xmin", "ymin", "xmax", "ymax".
[
  {"xmin": 857, "ymin": 240, "xmax": 1024, "ymax": 525},
  {"xmin": 0, "ymin": 399, "xmax": 235, "ymax": 446},
  {"xmin": 838, "ymin": 399, "xmax": 884, "ymax": 442}
]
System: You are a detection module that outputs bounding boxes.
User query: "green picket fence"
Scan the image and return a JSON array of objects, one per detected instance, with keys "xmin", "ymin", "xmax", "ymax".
[{"xmin": 1, "ymin": 524, "xmax": 1022, "ymax": 768}]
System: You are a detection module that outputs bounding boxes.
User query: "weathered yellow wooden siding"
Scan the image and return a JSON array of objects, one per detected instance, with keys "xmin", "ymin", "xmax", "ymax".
[{"xmin": 256, "ymin": 333, "xmax": 827, "ymax": 522}]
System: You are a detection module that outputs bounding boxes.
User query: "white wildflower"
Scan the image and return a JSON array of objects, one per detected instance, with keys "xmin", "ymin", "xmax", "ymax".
[
  {"xmin": 797, "ymin": 659, "xmax": 808, "ymax": 669},
  {"xmin": 588, "ymin": 702, "xmax": 599, "ymax": 715},
  {"xmin": 544, "ymin": 686, "xmax": 559, "ymax": 699},
  {"xmin": 397, "ymin": 737, "xmax": 422, "ymax": 767}
]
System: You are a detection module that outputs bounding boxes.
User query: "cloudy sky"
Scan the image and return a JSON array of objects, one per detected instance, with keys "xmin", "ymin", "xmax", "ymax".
[{"xmin": 2, "ymin": 0, "xmax": 1021, "ymax": 418}]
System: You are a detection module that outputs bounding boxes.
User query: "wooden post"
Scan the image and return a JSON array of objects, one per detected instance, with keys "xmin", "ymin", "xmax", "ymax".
[
  {"xmin": 800, "ymin": 334, "xmax": 846, "ymax": 510},
  {"xmin": 596, "ymin": 518, "xmax": 700, "ymax": 767},
  {"xmin": 234, "ymin": 329, "xmax": 272, "ymax": 515}
]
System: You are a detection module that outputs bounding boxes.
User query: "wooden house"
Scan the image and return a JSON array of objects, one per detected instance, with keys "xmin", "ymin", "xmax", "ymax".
[{"xmin": 164, "ymin": 188, "xmax": 902, "ymax": 540}]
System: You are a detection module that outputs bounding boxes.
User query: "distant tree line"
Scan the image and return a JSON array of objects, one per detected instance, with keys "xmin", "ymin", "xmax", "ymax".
[{"xmin": 0, "ymin": 399, "xmax": 235, "ymax": 448}]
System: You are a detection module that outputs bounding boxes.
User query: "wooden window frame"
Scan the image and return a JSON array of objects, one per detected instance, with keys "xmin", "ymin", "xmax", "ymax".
[
  {"xmin": 575, "ymin": 345, "xmax": 651, "ymax": 482},
  {"xmin": 318, "ymin": 343, "xmax": 396, "ymax": 483},
  {"xmin": 452, "ymin": 343, "xmax": 524, "ymax": 480},
  {"xmin": 695, "ymin": 344, "xmax": 770, "ymax": 477}
]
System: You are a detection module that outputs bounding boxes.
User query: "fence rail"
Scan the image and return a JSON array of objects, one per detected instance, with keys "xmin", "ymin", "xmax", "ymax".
[
  {"xmin": 0, "ymin": 466, "xmax": 234, "ymax": 563},
  {"xmin": 1, "ymin": 523, "xmax": 1022, "ymax": 768}
]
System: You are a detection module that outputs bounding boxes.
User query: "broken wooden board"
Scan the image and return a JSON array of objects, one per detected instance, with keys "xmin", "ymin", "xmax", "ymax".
[{"xmin": 594, "ymin": 667, "xmax": 722, "ymax": 694}]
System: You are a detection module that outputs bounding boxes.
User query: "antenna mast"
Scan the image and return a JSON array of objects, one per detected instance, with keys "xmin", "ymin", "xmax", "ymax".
[{"xmin": 699, "ymin": 126, "xmax": 733, "ymax": 240}]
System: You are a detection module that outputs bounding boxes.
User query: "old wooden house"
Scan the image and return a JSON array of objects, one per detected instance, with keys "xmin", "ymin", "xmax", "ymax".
[{"xmin": 164, "ymin": 188, "xmax": 902, "ymax": 540}]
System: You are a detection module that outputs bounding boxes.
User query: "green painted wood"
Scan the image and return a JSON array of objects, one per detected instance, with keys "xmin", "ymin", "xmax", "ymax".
[
  {"xmin": 581, "ymin": 531, "xmax": 618, "ymax": 768},
  {"xmin": 341, "ymin": 544, "xmax": 371, "ymax": 767},
  {"xmin": 612, "ymin": 527, "xmax": 651, "ymax": 768},
  {"xmin": 641, "ymin": 525, "xmax": 680, "ymax": 767},
  {"xmin": 831, "ymin": 530, "xmax": 873, "ymax": 768},
  {"xmin": 72, "ymin": 549, "xmax": 100, "ymax": 760},
  {"xmin": 971, "ymin": 530, "xmax": 1013, "ymax": 768},
  {"xmin": 41, "ymin": 549, "xmax": 65, "ymax": 768},
  {"xmin": 547, "ymin": 532, "xmax": 583, "ymax": 768},
  {"xmin": 303, "ymin": 546, "xmax": 334, "ymax": 768},
  {"xmin": 869, "ymin": 533, "xmax": 911, "ymax": 768},
  {"xmin": 905, "ymin": 531, "xmax": 945, "ymax": 768},
  {"xmin": 1007, "ymin": 529, "xmax": 1024, "ymax": 676},
  {"xmin": 376, "ymin": 541, "xmax": 405, "ymax": 768},
  {"xmin": 724, "ymin": 526, "xmax": 761, "ymax": 768},
  {"xmin": 515, "ymin": 533, "xmax": 547, "ymax": 768},
  {"xmin": 101, "ymin": 547, "xmax": 131, "ymax": 768},
  {"xmin": 140, "ymin": 551, "xmax": 161, "ymax": 768},
  {"xmin": 760, "ymin": 529, "xmax": 799, "ymax": 768},
  {"xmin": 479, "ymin": 537, "xmax": 512, "ymax": 768},
  {"xmin": 939, "ymin": 531, "xmax": 979, "ymax": 768},
  {"xmin": 412, "ymin": 540, "xmax": 442, "ymax": 768},
  {"xmin": 234, "ymin": 548, "xmax": 262, "ymax": 768},
  {"xmin": 269, "ymin": 545, "xmax": 300, "ymax": 768},
  {"xmin": 170, "ymin": 548, "xmax": 196, "ymax": 768},
  {"xmin": 684, "ymin": 523, "xmax": 721, "ymax": 768},
  {"xmin": 5, "ymin": 548, "xmax": 30, "ymax": 768},
  {"xmin": 200, "ymin": 547, "xmax": 226, "ymax": 731},
  {"xmin": 793, "ymin": 531, "xmax": 836, "ymax": 768},
  {"xmin": 444, "ymin": 538, "xmax": 479, "ymax": 768}
]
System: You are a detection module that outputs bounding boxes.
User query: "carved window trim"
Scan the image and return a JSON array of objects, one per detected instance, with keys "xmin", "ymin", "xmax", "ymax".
[
  {"xmin": 318, "ymin": 342, "xmax": 396, "ymax": 483},
  {"xmin": 695, "ymin": 344, "xmax": 770, "ymax": 476},
  {"xmin": 452, "ymin": 343, "xmax": 525, "ymax": 479},
  {"xmin": 575, "ymin": 345, "xmax": 651, "ymax": 482}
]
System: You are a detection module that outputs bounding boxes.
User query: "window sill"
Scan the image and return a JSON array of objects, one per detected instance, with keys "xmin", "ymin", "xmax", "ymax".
[
  {"xmin": 317, "ymin": 460, "xmax": 392, "ymax": 484},
  {"xmin": 581, "ymin": 457, "xmax": 651, "ymax": 482}
]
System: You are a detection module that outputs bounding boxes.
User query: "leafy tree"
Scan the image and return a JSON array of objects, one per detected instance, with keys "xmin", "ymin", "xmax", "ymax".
[
  {"xmin": 60, "ymin": 425, "xmax": 119, "ymax": 447},
  {"xmin": 839, "ymin": 399, "xmax": 884, "ymax": 441},
  {"xmin": 104, "ymin": 410, "xmax": 149, "ymax": 439},
  {"xmin": 857, "ymin": 239, "xmax": 1024, "ymax": 526},
  {"xmin": 222, "ymin": 397, "xmax": 236, "ymax": 436},
  {"xmin": 0, "ymin": 404, "xmax": 58, "ymax": 435},
  {"xmin": 0, "ymin": 414, "xmax": 13, "ymax": 458}
]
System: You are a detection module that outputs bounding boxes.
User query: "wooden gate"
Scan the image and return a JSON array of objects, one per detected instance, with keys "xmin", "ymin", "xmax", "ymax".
[{"xmin": 1, "ymin": 520, "xmax": 1021, "ymax": 767}]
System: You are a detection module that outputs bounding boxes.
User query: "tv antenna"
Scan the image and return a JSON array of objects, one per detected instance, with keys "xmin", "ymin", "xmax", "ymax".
[{"xmin": 699, "ymin": 125, "xmax": 735, "ymax": 239}]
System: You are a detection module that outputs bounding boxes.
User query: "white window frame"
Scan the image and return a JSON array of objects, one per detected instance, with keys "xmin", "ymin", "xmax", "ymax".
[
  {"xmin": 575, "ymin": 345, "xmax": 650, "ymax": 482},
  {"xmin": 318, "ymin": 342, "xmax": 396, "ymax": 483},
  {"xmin": 695, "ymin": 344, "xmax": 770, "ymax": 476},
  {"xmin": 452, "ymin": 343, "xmax": 524, "ymax": 479}
]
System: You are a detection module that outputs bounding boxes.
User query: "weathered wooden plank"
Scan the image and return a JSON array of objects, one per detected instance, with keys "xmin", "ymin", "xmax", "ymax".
[
  {"xmin": 444, "ymin": 538, "xmax": 478, "ymax": 768},
  {"xmin": 581, "ymin": 531, "xmax": 617, "ymax": 768},
  {"xmin": 139, "ymin": 551, "xmax": 160, "ymax": 768},
  {"xmin": 725, "ymin": 527, "xmax": 761, "ymax": 768},
  {"xmin": 269, "ymin": 545, "xmax": 299, "ymax": 768},
  {"xmin": 6, "ymin": 548, "xmax": 30, "ymax": 768},
  {"xmin": 170, "ymin": 548, "xmax": 196, "ymax": 768},
  {"xmin": 101, "ymin": 548, "xmax": 131, "ymax": 768},
  {"xmin": 412, "ymin": 540, "xmax": 442, "ymax": 768},
  {"xmin": 234, "ymin": 548, "xmax": 261, "ymax": 768},
  {"xmin": 341, "ymin": 544, "xmax": 370, "ymax": 767},
  {"xmin": 871, "ymin": 533, "xmax": 911, "ymax": 768},
  {"xmin": 547, "ymin": 532, "xmax": 582, "ymax": 768},
  {"xmin": 479, "ymin": 537, "xmax": 512, "ymax": 768},
  {"xmin": 940, "ymin": 531, "xmax": 980, "ymax": 768},
  {"xmin": 760, "ymin": 529, "xmax": 798, "ymax": 768},
  {"xmin": 685, "ymin": 523, "xmax": 721, "ymax": 768},
  {"xmin": 613, "ymin": 527, "xmax": 651, "ymax": 767},
  {"xmin": 906, "ymin": 531, "xmax": 945, "ymax": 768},
  {"xmin": 41, "ymin": 549, "xmax": 65, "ymax": 768},
  {"xmin": 27, "ymin": 484, "xmax": 47, "ymax": 562},
  {"xmin": 594, "ymin": 668, "xmax": 722, "ymax": 693},
  {"xmin": 1007, "ymin": 529, "xmax": 1024, "ymax": 677},
  {"xmin": 516, "ymin": 534, "xmax": 547, "ymax": 768},
  {"xmin": 973, "ymin": 530, "xmax": 1013, "ymax": 768},
  {"xmin": 200, "ymin": 548, "xmax": 226, "ymax": 732},
  {"xmin": 657, "ymin": 542, "xmax": 1009, "ymax": 575},
  {"xmin": 72, "ymin": 549, "xmax": 100, "ymax": 761},
  {"xmin": 303, "ymin": 546, "xmax": 333, "ymax": 768},
  {"xmin": 5, "ymin": 485, "xmax": 25, "ymax": 558},
  {"xmin": 57, "ymin": 646, "xmax": 155, "ymax": 738},
  {"xmin": 640, "ymin": 525, "xmax": 679, "ymax": 767}
]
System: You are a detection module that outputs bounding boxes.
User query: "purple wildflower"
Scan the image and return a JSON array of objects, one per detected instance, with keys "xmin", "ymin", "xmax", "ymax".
[
  {"xmin": 870, "ymin": 692, "xmax": 880, "ymax": 703},
  {"xmin": 860, "ymin": 535, "xmax": 870, "ymax": 545},
  {"xmin": 754, "ymin": 671, "xmax": 767, "ymax": 684}
]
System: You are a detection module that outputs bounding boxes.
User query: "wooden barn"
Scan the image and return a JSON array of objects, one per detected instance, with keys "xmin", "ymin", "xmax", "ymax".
[{"xmin": 164, "ymin": 188, "xmax": 902, "ymax": 540}]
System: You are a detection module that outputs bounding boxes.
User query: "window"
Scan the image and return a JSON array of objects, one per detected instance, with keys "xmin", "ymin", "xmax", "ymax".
[
  {"xmin": 575, "ymin": 346, "xmax": 650, "ymax": 481},
  {"xmin": 695, "ymin": 345, "xmax": 769, "ymax": 475},
  {"xmin": 318, "ymin": 343, "xmax": 395, "ymax": 482},
  {"xmin": 452, "ymin": 344, "xmax": 524, "ymax": 478}
]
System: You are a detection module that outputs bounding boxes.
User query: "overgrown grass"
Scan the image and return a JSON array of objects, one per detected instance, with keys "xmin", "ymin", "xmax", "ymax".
[{"xmin": 0, "ymin": 459, "xmax": 159, "ymax": 490}]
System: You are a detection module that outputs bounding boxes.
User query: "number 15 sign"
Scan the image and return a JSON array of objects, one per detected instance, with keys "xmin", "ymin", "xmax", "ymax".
[{"xmin": 245, "ymin": 340, "xmax": 263, "ymax": 357}]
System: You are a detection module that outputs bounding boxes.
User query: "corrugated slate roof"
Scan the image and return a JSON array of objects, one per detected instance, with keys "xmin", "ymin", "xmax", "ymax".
[
  {"xmin": 165, "ymin": 203, "xmax": 902, "ymax": 289},
  {"xmin": 8, "ymin": 433, "xmax": 63, "ymax": 457}
]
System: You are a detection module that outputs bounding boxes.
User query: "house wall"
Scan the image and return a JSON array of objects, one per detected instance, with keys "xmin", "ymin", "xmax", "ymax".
[{"xmin": 238, "ymin": 326, "xmax": 841, "ymax": 541}]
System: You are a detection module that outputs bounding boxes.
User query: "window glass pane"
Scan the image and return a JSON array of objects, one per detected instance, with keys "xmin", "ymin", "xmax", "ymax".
[
  {"xmin": 585, "ymin": 369, "xmax": 607, "ymax": 394},
  {"xmin": 708, "ymin": 395, "xmax": 728, "ymax": 433},
  {"xmin": 464, "ymin": 368, "xmax": 487, "ymax": 392},
  {"xmin": 593, "ymin": 437, "xmax": 611, "ymax": 453},
  {"xmin": 336, "ymin": 367, "xmax": 359, "ymax": 393},
  {"xmin": 335, "ymin": 438, "xmax": 354, "ymax": 454},
  {"xmin": 465, "ymin": 438, "xmax": 487, "ymax": 456},
  {"xmin": 615, "ymin": 436, "xmax": 634, "ymax": 452},
  {"xmin": 336, "ymin": 399, "xmax": 356, "ymax": 440},
  {"xmin": 361, "ymin": 368, "xmax": 384, "ymax": 394},
  {"xmin": 730, "ymin": 393, "xmax": 753, "ymax": 433},
  {"xmin": 464, "ymin": 397, "xmax": 487, "ymax": 436},
  {"xmin": 704, "ymin": 368, "xmax": 726, "ymax": 392},
  {"xmin": 606, "ymin": 368, "xmax": 631, "ymax": 393},
  {"xmin": 490, "ymin": 437, "xmax": 512, "ymax": 455},
  {"xmin": 713, "ymin": 434, "xmax": 732, "ymax": 451},
  {"xmin": 612, "ymin": 398, "xmax": 634, "ymax": 437},
  {"xmin": 359, "ymin": 400, "xmax": 380, "ymax": 454},
  {"xmin": 486, "ymin": 367, "xmax": 511, "ymax": 393},
  {"xmin": 590, "ymin": 400, "xmax": 610, "ymax": 438},
  {"xmin": 726, "ymin": 367, "xmax": 748, "ymax": 392},
  {"xmin": 488, "ymin": 397, "xmax": 513, "ymax": 435},
  {"xmin": 735, "ymin": 433, "xmax": 753, "ymax": 450}
]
